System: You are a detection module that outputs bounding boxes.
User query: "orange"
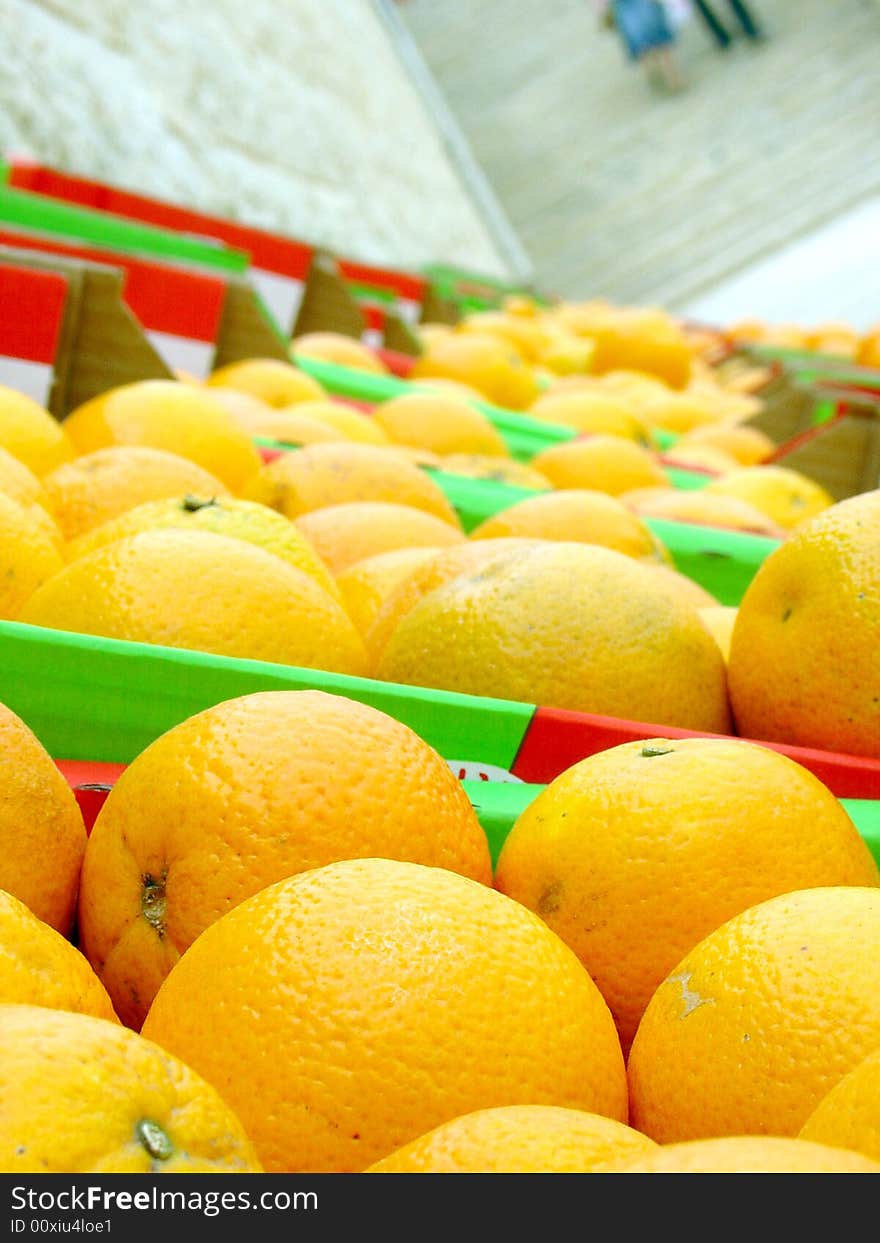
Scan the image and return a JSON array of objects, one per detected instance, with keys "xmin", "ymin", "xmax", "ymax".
[
  {"xmin": 63, "ymin": 380, "xmax": 262, "ymax": 494},
  {"xmin": 531, "ymin": 435, "xmax": 669, "ymax": 495},
  {"xmin": 528, "ymin": 392, "xmax": 649, "ymax": 443},
  {"xmin": 205, "ymin": 357, "xmax": 327, "ymax": 406},
  {"xmin": 660, "ymin": 443, "xmax": 740, "ymax": 474},
  {"xmin": 470, "ymin": 489, "xmax": 669, "ymax": 564},
  {"xmin": 799, "ymin": 1045, "xmax": 880, "ymax": 1163},
  {"xmin": 677, "ymin": 423, "xmax": 776, "ymax": 466},
  {"xmin": 0, "ymin": 443, "xmax": 57, "ymax": 517},
  {"xmin": 637, "ymin": 394, "xmax": 725, "ymax": 435},
  {"xmin": 335, "ymin": 546, "xmax": 446, "ymax": 637},
  {"xmin": 438, "ymin": 453, "xmax": 553, "ymax": 490},
  {"xmin": 372, "ymin": 392, "xmax": 509, "ymax": 458},
  {"xmin": 582, "ymin": 311, "xmax": 694, "ymax": 390},
  {"xmin": 495, "ymin": 737, "xmax": 878, "ymax": 1055},
  {"xmin": 67, "ymin": 493, "xmax": 341, "ymax": 603},
  {"xmin": 42, "ymin": 445, "xmax": 229, "ymax": 542},
  {"xmin": 456, "ymin": 310, "xmax": 551, "ymax": 364},
  {"xmin": 0, "ymin": 700, "xmax": 87, "ymax": 933},
  {"xmin": 627, "ymin": 886, "xmax": 880, "ymax": 1141},
  {"xmin": 279, "ymin": 400, "xmax": 392, "ymax": 446},
  {"xmin": 0, "ymin": 384, "xmax": 75, "ymax": 476},
  {"xmin": 0, "ymin": 1004, "xmax": 261, "ymax": 1173},
  {"xmin": 141, "ymin": 857, "xmax": 627, "ymax": 1172},
  {"xmin": 365, "ymin": 537, "xmax": 548, "ymax": 667},
  {"xmin": 79, "ymin": 689, "xmax": 492, "ymax": 1030},
  {"xmin": 698, "ymin": 604, "xmax": 738, "ymax": 662},
  {"xmin": 19, "ymin": 529, "xmax": 368, "ymax": 675},
  {"xmin": 857, "ymin": 326, "xmax": 880, "ymax": 369},
  {"xmin": 203, "ymin": 384, "xmax": 288, "ymax": 433},
  {"xmin": 375, "ymin": 541, "xmax": 732, "ymax": 731},
  {"xmin": 646, "ymin": 563, "xmax": 720, "ymax": 610},
  {"xmin": 622, "ymin": 485, "xmax": 787, "ymax": 538},
  {"xmin": 224, "ymin": 407, "xmax": 346, "ymax": 446},
  {"xmin": 0, "ymin": 889, "xmax": 117, "ymax": 1022},
  {"xmin": 702, "ymin": 464, "xmax": 834, "ymax": 530},
  {"xmin": 291, "ymin": 331, "xmax": 389, "ymax": 374},
  {"xmin": 365, "ymin": 1106, "xmax": 658, "ymax": 1173},
  {"xmin": 409, "ymin": 331, "xmax": 540, "ymax": 410},
  {"xmin": 242, "ymin": 441, "xmax": 461, "ymax": 526},
  {"xmin": 293, "ymin": 501, "xmax": 466, "ymax": 576},
  {"xmin": 727, "ymin": 488, "xmax": 880, "ymax": 757},
  {"xmin": 0, "ymin": 491, "xmax": 65, "ymax": 618},
  {"xmin": 604, "ymin": 1136, "xmax": 880, "ymax": 1174}
]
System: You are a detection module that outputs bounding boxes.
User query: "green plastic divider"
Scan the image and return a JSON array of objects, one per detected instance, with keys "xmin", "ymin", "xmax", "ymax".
[
  {"xmin": 461, "ymin": 780, "xmax": 880, "ymax": 871},
  {"xmin": 292, "ymin": 355, "xmax": 577, "ymax": 462},
  {"xmin": 0, "ymin": 620, "xmax": 532, "ymax": 771},
  {"xmin": 644, "ymin": 517, "xmax": 778, "ymax": 606},
  {"xmin": 749, "ymin": 345, "xmax": 880, "ymax": 389},
  {"xmin": 663, "ymin": 465, "xmax": 713, "ymax": 490},
  {"xmin": 424, "ymin": 469, "xmax": 541, "ymax": 533},
  {"xmin": 0, "ymin": 185, "xmax": 249, "ymax": 275}
]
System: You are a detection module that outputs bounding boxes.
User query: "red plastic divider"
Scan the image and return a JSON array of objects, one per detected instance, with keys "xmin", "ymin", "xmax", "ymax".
[{"xmin": 511, "ymin": 705, "xmax": 880, "ymax": 798}]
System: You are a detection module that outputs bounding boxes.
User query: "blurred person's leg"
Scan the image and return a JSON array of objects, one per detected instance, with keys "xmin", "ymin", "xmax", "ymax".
[
  {"xmin": 693, "ymin": 1, "xmax": 732, "ymax": 49},
  {"xmin": 725, "ymin": 1, "xmax": 765, "ymax": 42}
]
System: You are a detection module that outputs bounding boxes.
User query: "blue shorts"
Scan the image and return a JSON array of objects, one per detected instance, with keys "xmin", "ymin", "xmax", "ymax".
[{"xmin": 612, "ymin": 0, "xmax": 676, "ymax": 60}]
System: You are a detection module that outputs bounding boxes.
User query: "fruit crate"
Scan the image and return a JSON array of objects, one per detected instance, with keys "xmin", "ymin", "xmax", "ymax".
[{"xmin": 2, "ymin": 619, "xmax": 878, "ymax": 865}]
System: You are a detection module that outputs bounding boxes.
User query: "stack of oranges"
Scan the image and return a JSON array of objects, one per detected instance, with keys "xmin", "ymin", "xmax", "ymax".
[{"xmin": 0, "ymin": 306, "xmax": 879, "ymax": 1176}]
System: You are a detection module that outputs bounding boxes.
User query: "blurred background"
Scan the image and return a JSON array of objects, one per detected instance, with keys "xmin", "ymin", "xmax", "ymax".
[{"xmin": 2, "ymin": 0, "xmax": 879, "ymax": 330}]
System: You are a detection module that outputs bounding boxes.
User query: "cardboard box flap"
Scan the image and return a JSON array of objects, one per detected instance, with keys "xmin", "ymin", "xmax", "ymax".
[
  {"xmin": 773, "ymin": 398, "xmax": 880, "ymax": 501},
  {"xmin": 0, "ymin": 244, "xmax": 173, "ymax": 417},
  {"xmin": 0, "ymin": 225, "xmax": 226, "ymax": 380},
  {"xmin": 290, "ymin": 254, "xmax": 366, "ymax": 341}
]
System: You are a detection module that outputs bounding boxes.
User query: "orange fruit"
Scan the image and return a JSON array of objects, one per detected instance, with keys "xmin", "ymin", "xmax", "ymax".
[
  {"xmin": 19, "ymin": 528, "xmax": 368, "ymax": 674},
  {"xmin": 0, "ymin": 443, "xmax": 56, "ymax": 517},
  {"xmin": 645, "ymin": 562, "xmax": 720, "ymax": 610},
  {"xmin": 293, "ymin": 501, "xmax": 466, "ymax": 576},
  {"xmin": 702, "ymin": 464, "xmax": 834, "ymax": 531},
  {"xmin": 365, "ymin": 537, "xmax": 547, "ymax": 667},
  {"xmin": 42, "ymin": 445, "xmax": 230, "ymax": 542},
  {"xmin": 0, "ymin": 384, "xmax": 75, "ymax": 476},
  {"xmin": 727, "ymin": 489, "xmax": 880, "ymax": 757},
  {"xmin": 627, "ymin": 886, "xmax": 880, "ymax": 1141},
  {"xmin": 79, "ymin": 689, "xmax": 492, "ymax": 1029},
  {"xmin": 226, "ymin": 407, "xmax": 346, "ymax": 447},
  {"xmin": 205, "ymin": 357, "xmax": 327, "ymax": 406},
  {"xmin": 335, "ymin": 545, "xmax": 446, "ymax": 637},
  {"xmin": 0, "ymin": 889, "xmax": 117, "ymax": 1021},
  {"xmin": 470, "ymin": 489, "xmax": 669, "ymax": 563},
  {"xmin": 583, "ymin": 312, "xmax": 694, "ymax": 390},
  {"xmin": 0, "ymin": 1004, "xmax": 261, "ymax": 1173},
  {"xmin": 409, "ymin": 331, "xmax": 540, "ymax": 411},
  {"xmin": 141, "ymin": 857, "xmax": 627, "ymax": 1172},
  {"xmin": 63, "ymin": 381, "xmax": 262, "ymax": 494},
  {"xmin": 528, "ymin": 392, "xmax": 649, "ymax": 443},
  {"xmin": 375, "ymin": 541, "xmax": 732, "ymax": 731},
  {"xmin": 242, "ymin": 441, "xmax": 461, "ymax": 526},
  {"xmin": 660, "ymin": 443, "xmax": 740, "ymax": 474},
  {"xmin": 190, "ymin": 384, "xmax": 276, "ymax": 433},
  {"xmin": 410, "ymin": 376, "xmax": 487, "ymax": 402},
  {"xmin": 67, "ymin": 493, "xmax": 341, "ymax": 602},
  {"xmin": 0, "ymin": 491, "xmax": 65, "ymax": 618},
  {"xmin": 291, "ymin": 331, "xmax": 389, "ymax": 375},
  {"xmin": 365, "ymin": 1106, "xmax": 658, "ymax": 1173},
  {"xmin": 637, "ymin": 394, "xmax": 724, "ymax": 435},
  {"xmin": 698, "ymin": 605, "xmax": 738, "ymax": 662},
  {"xmin": 799, "ymin": 1045, "xmax": 880, "ymax": 1163},
  {"xmin": 604, "ymin": 1135, "xmax": 880, "ymax": 1174},
  {"xmin": 456, "ymin": 310, "xmax": 550, "ymax": 364},
  {"xmin": 622, "ymin": 485, "xmax": 787, "ymax": 538},
  {"xmin": 677, "ymin": 423, "xmax": 776, "ymax": 466},
  {"xmin": 438, "ymin": 453, "xmax": 553, "ymax": 490},
  {"xmin": 372, "ymin": 392, "xmax": 509, "ymax": 458},
  {"xmin": 279, "ymin": 400, "xmax": 392, "ymax": 446},
  {"xmin": 495, "ymin": 737, "xmax": 878, "ymax": 1055},
  {"xmin": 531, "ymin": 435, "xmax": 669, "ymax": 495},
  {"xmin": 0, "ymin": 700, "xmax": 87, "ymax": 933},
  {"xmin": 857, "ymin": 326, "xmax": 880, "ymax": 369}
]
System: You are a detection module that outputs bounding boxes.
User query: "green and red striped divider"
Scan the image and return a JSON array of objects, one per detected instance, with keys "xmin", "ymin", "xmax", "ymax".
[{"xmin": 2, "ymin": 619, "xmax": 878, "ymax": 864}]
